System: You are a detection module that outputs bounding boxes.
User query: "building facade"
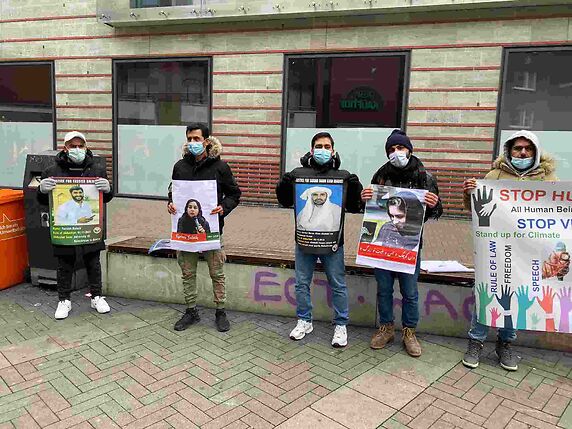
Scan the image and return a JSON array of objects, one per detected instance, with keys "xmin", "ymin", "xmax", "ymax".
[{"xmin": 1, "ymin": 0, "xmax": 571, "ymax": 216}]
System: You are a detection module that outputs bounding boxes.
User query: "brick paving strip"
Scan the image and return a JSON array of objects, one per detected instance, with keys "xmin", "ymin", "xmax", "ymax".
[{"xmin": 0, "ymin": 285, "xmax": 570, "ymax": 429}]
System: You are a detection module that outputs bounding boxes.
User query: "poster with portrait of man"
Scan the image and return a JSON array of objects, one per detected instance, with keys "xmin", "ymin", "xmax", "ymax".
[
  {"xmin": 49, "ymin": 177, "xmax": 103, "ymax": 245},
  {"xmin": 170, "ymin": 179, "xmax": 220, "ymax": 252},
  {"xmin": 294, "ymin": 178, "xmax": 344, "ymax": 254},
  {"xmin": 356, "ymin": 185, "xmax": 427, "ymax": 274}
]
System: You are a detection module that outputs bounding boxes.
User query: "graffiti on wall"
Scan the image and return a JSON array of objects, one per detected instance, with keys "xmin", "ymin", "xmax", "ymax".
[{"xmin": 252, "ymin": 269, "xmax": 475, "ymax": 322}]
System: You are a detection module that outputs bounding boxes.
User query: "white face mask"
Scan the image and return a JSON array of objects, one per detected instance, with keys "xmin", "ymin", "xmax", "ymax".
[
  {"xmin": 67, "ymin": 148, "xmax": 86, "ymax": 164},
  {"xmin": 389, "ymin": 151, "xmax": 409, "ymax": 168}
]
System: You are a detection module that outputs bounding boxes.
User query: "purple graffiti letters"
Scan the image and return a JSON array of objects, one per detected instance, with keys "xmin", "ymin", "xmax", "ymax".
[
  {"xmin": 463, "ymin": 294, "xmax": 475, "ymax": 322},
  {"xmin": 284, "ymin": 277, "xmax": 297, "ymax": 307},
  {"xmin": 253, "ymin": 271, "xmax": 282, "ymax": 302},
  {"xmin": 424, "ymin": 290, "xmax": 459, "ymax": 320}
]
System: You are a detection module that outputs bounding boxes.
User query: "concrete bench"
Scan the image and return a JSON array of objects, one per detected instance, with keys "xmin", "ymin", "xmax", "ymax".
[{"xmin": 103, "ymin": 238, "xmax": 569, "ymax": 352}]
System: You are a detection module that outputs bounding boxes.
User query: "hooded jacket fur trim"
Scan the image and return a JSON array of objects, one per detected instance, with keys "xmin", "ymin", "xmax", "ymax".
[{"xmin": 181, "ymin": 136, "xmax": 222, "ymax": 158}]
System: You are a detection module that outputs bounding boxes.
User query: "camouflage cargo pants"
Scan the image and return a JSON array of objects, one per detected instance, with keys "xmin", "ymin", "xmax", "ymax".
[{"xmin": 177, "ymin": 248, "xmax": 226, "ymax": 309}]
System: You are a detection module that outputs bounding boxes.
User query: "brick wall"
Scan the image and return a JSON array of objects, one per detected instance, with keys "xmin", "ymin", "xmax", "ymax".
[{"xmin": 1, "ymin": 0, "xmax": 571, "ymax": 214}]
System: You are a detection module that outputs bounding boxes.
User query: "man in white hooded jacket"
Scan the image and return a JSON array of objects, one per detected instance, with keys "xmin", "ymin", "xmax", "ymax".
[{"xmin": 462, "ymin": 130, "xmax": 557, "ymax": 372}]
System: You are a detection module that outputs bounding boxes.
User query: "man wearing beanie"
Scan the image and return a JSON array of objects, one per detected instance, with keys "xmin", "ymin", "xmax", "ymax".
[
  {"xmin": 37, "ymin": 131, "xmax": 114, "ymax": 320},
  {"xmin": 361, "ymin": 129, "xmax": 443, "ymax": 357},
  {"xmin": 462, "ymin": 130, "xmax": 557, "ymax": 371}
]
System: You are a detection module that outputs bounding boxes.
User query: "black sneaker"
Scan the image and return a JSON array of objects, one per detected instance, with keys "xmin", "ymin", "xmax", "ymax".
[
  {"xmin": 462, "ymin": 339, "xmax": 484, "ymax": 368},
  {"xmin": 215, "ymin": 309, "xmax": 230, "ymax": 332},
  {"xmin": 495, "ymin": 339, "xmax": 518, "ymax": 371},
  {"xmin": 174, "ymin": 307, "xmax": 200, "ymax": 331}
]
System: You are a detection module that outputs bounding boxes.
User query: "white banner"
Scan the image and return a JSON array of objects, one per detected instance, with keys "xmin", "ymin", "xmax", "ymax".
[{"xmin": 472, "ymin": 180, "xmax": 572, "ymax": 333}]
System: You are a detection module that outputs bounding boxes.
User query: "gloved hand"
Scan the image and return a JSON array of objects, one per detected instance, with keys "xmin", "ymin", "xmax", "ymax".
[
  {"xmin": 39, "ymin": 178, "xmax": 56, "ymax": 194},
  {"xmin": 94, "ymin": 178, "xmax": 111, "ymax": 193}
]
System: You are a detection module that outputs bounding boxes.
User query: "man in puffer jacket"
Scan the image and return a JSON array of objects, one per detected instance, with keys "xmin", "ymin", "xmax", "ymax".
[
  {"xmin": 276, "ymin": 132, "xmax": 363, "ymax": 348},
  {"xmin": 167, "ymin": 123, "xmax": 241, "ymax": 333},
  {"xmin": 462, "ymin": 130, "xmax": 557, "ymax": 371}
]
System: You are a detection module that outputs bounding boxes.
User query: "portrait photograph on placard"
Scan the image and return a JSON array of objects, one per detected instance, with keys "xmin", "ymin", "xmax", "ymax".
[
  {"xmin": 170, "ymin": 179, "xmax": 220, "ymax": 252},
  {"xmin": 49, "ymin": 177, "xmax": 103, "ymax": 246},
  {"xmin": 356, "ymin": 185, "xmax": 426, "ymax": 274},
  {"xmin": 293, "ymin": 178, "xmax": 344, "ymax": 254}
]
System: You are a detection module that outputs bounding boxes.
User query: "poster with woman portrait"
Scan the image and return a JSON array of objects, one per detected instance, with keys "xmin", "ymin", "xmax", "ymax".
[
  {"xmin": 170, "ymin": 180, "xmax": 220, "ymax": 252},
  {"xmin": 356, "ymin": 185, "xmax": 427, "ymax": 274}
]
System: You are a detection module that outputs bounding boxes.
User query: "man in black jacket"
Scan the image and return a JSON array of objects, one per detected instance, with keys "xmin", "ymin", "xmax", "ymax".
[
  {"xmin": 167, "ymin": 123, "xmax": 241, "ymax": 332},
  {"xmin": 276, "ymin": 132, "xmax": 363, "ymax": 348},
  {"xmin": 38, "ymin": 131, "xmax": 114, "ymax": 320},
  {"xmin": 361, "ymin": 129, "xmax": 443, "ymax": 357}
]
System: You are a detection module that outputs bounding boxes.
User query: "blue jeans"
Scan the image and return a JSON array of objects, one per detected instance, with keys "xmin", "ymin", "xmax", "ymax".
[
  {"xmin": 374, "ymin": 255, "xmax": 421, "ymax": 328},
  {"xmin": 468, "ymin": 306, "xmax": 517, "ymax": 343},
  {"xmin": 294, "ymin": 245, "xmax": 349, "ymax": 326}
]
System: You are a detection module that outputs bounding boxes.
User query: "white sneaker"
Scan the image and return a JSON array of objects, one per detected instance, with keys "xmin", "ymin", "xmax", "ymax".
[
  {"xmin": 55, "ymin": 300, "xmax": 71, "ymax": 320},
  {"xmin": 289, "ymin": 320, "xmax": 313, "ymax": 340},
  {"xmin": 91, "ymin": 296, "xmax": 110, "ymax": 314},
  {"xmin": 332, "ymin": 325, "xmax": 348, "ymax": 348}
]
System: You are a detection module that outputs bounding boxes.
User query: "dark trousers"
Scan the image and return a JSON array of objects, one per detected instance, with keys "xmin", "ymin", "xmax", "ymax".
[{"xmin": 57, "ymin": 249, "xmax": 102, "ymax": 301}]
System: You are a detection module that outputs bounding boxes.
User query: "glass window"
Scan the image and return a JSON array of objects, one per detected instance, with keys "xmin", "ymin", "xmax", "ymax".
[
  {"xmin": 284, "ymin": 53, "xmax": 408, "ymax": 184},
  {"xmin": 116, "ymin": 60, "xmax": 209, "ymax": 126},
  {"xmin": 130, "ymin": 0, "xmax": 195, "ymax": 8},
  {"xmin": 498, "ymin": 48, "xmax": 572, "ymax": 178},
  {"xmin": 115, "ymin": 58, "xmax": 211, "ymax": 197},
  {"xmin": 0, "ymin": 63, "xmax": 54, "ymax": 188}
]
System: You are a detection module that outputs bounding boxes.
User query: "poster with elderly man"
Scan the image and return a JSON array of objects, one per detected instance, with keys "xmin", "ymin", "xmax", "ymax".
[
  {"xmin": 294, "ymin": 178, "xmax": 343, "ymax": 254},
  {"xmin": 356, "ymin": 185, "xmax": 427, "ymax": 274},
  {"xmin": 472, "ymin": 180, "xmax": 572, "ymax": 333},
  {"xmin": 49, "ymin": 177, "xmax": 103, "ymax": 245}
]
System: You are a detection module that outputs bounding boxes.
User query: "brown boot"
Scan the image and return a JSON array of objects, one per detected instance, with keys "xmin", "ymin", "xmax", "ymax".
[
  {"xmin": 370, "ymin": 323, "xmax": 395, "ymax": 349},
  {"xmin": 402, "ymin": 327, "xmax": 422, "ymax": 357}
]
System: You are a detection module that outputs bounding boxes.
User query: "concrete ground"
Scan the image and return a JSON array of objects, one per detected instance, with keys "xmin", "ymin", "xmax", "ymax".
[
  {"xmin": 0, "ymin": 284, "xmax": 571, "ymax": 429},
  {"xmin": 107, "ymin": 200, "xmax": 474, "ymax": 267}
]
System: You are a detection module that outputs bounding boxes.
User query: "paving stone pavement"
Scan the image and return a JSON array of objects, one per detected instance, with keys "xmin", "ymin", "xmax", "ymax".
[{"xmin": 1, "ymin": 284, "xmax": 571, "ymax": 429}]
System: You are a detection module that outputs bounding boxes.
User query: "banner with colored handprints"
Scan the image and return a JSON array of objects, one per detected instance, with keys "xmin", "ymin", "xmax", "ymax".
[{"xmin": 472, "ymin": 180, "xmax": 572, "ymax": 333}]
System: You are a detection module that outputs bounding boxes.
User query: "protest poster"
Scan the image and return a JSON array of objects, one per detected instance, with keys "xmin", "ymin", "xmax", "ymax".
[
  {"xmin": 49, "ymin": 177, "xmax": 102, "ymax": 245},
  {"xmin": 472, "ymin": 180, "xmax": 572, "ymax": 333},
  {"xmin": 356, "ymin": 185, "xmax": 427, "ymax": 274},
  {"xmin": 294, "ymin": 177, "xmax": 344, "ymax": 254},
  {"xmin": 170, "ymin": 180, "xmax": 220, "ymax": 252}
]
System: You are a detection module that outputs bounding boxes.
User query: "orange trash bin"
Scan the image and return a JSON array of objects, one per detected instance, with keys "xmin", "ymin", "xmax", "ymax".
[{"xmin": 0, "ymin": 190, "xmax": 29, "ymax": 289}]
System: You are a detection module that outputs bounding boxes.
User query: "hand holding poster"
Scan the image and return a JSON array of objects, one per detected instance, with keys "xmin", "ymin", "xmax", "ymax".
[
  {"xmin": 171, "ymin": 180, "xmax": 220, "ymax": 252},
  {"xmin": 294, "ymin": 178, "xmax": 344, "ymax": 254},
  {"xmin": 356, "ymin": 185, "xmax": 427, "ymax": 274},
  {"xmin": 472, "ymin": 180, "xmax": 572, "ymax": 333},
  {"xmin": 49, "ymin": 177, "xmax": 103, "ymax": 245}
]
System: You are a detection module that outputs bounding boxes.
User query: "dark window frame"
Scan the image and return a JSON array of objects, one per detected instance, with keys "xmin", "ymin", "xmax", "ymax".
[
  {"xmin": 494, "ymin": 45, "xmax": 572, "ymax": 158},
  {"xmin": 280, "ymin": 51, "xmax": 411, "ymax": 175},
  {"xmin": 0, "ymin": 61, "xmax": 56, "ymax": 190},
  {"xmin": 130, "ymin": 0, "xmax": 196, "ymax": 8},
  {"xmin": 112, "ymin": 56, "xmax": 213, "ymax": 200}
]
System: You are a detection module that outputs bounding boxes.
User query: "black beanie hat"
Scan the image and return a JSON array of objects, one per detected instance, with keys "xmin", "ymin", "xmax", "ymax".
[{"xmin": 385, "ymin": 129, "xmax": 413, "ymax": 157}]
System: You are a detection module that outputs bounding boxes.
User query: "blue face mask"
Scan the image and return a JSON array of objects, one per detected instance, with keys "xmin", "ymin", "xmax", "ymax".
[
  {"xmin": 313, "ymin": 148, "xmax": 332, "ymax": 165},
  {"xmin": 511, "ymin": 157, "xmax": 534, "ymax": 170},
  {"xmin": 188, "ymin": 142, "xmax": 205, "ymax": 156}
]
